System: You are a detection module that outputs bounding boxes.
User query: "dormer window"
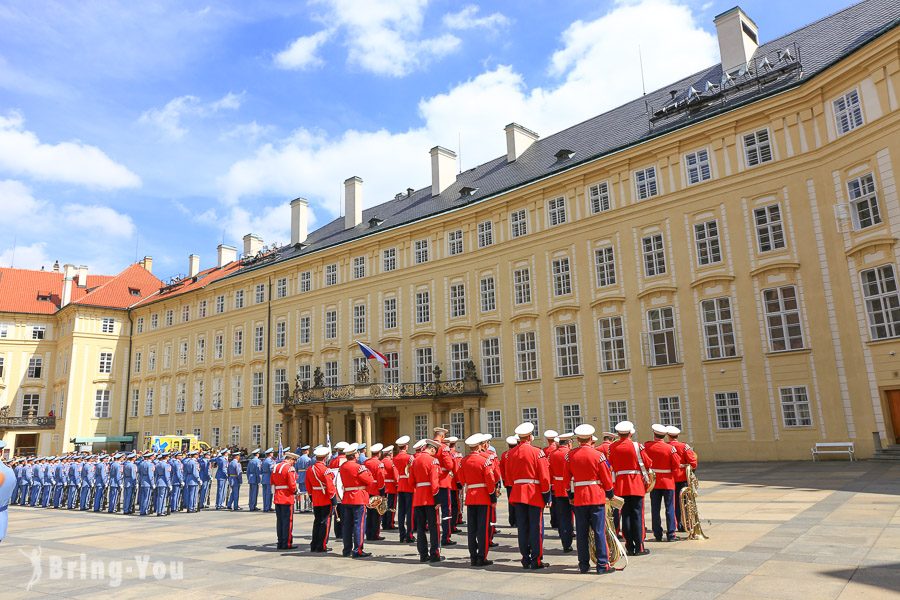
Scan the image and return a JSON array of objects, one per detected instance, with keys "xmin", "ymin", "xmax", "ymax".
[
  {"xmin": 128, "ymin": 287, "xmax": 141, "ymax": 297},
  {"xmin": 459, "ymin": 186, "xmax": 478, "ymax": 198},
  {"xmin": 554, "ymin": 149, "xmax": 575, "ymax": 162}
]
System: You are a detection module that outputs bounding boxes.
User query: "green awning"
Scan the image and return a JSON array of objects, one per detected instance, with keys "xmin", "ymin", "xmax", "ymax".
[{"xmin": 72, "ymin": 436, "xmax": 133, "ymax": 443}]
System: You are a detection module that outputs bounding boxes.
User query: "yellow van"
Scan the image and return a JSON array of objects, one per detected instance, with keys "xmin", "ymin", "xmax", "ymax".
[{"xmin": 144, "ymin": 434, "xmax": 211, "ymax": 453}]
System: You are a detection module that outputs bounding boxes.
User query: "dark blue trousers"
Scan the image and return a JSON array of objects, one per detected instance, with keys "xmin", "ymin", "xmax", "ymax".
[
  {"xmin": 621, "ymin": 495, "xmax": 645, "ymax": 553},
  {"xmin": 414, "ymin": 504, "xmax": 440, "ymax": 560},
  {"xmin": 466, "ymin": 505, "xmax": 490, "ymax": 563},
  {"xmin": 341, "ymin": 503, "xmax": 366, "ymax": 556},
  {"xmin": 650, "ymin": 488, "xmax": 676, "ymax": 540},
  {"xmin": 512, "ymin": 503, "xmax": 544, "ymax": 567},
  {"xmin": 397, "ymin": 492, "xmax": 413, "ymax": 541},
  {"xmin": 574, "ymin": 504, "xmax": 609, "ymax": 571},
  {"xmin": 434, "ymin": 488, "xmax": 452, "ymax": 542},
  {"xmin": 552, "ymin": 495, "xmax": 574, "ymax": 550},
  {"xmin": 674, "ymin": 481, "xmax": 687, "ymax": 530}
]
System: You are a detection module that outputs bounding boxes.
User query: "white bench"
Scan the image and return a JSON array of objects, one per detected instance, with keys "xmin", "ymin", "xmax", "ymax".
[{"xmin": 811, "ymin": 442, "xmax": 855, "ymax": 461}]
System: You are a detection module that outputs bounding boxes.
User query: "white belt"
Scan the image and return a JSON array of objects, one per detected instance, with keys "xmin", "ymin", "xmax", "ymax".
[
  {"xmin": 312, "ymin": 486, "xmax": 325, "ymax": 492},
  {"xmin": 679, "ymin": 464, "xmax": 689, "ymax": 468},
  {"xmin": 574, "ymin": 480, "xmax": 599, "ymax": 487},
  {"xmin": 384, "ymin": 479, "xmax": 396, "ymax": 483},
  {"xmin": 552, "ymin": 476, "xmax": 564, "ymax": 481},
  {"xmin": 615, "ymin": 470, "xmax": 641, "ymax": 476},
  {"xmin": 514, "ymin": 479, "xmax": 540, "ymax": 485},
  {"xmin": 344, "ymin": 486, "xmax": 365, "ymax": 491},
  {"xmin": 415, "ymin": 482, "xmax": 432, "ymax": 488},
  {"xmin": 398, "ymin": 475, "xmax": 409, "ymax": 479},
  {"xmin": 467, "ymin": 483, "xmax": 486, "ymax": 489},
  {"xmin": 274, "ymin": 485, "xmax": 289, "ymax": 490},
  {"xmin": 654, "ymin": 469, "xmax": 672, "ymax": 473}
]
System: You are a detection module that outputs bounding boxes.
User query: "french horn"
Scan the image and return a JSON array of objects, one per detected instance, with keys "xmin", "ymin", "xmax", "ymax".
[{"xmin": 677, "ymin": 466, "xmax": 707, "ymax": 540}]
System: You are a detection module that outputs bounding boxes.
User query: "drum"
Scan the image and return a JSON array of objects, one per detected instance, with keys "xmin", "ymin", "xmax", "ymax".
[{"xmin": 327, "ymin": 467, "xmax": 343, "ymax": 502}]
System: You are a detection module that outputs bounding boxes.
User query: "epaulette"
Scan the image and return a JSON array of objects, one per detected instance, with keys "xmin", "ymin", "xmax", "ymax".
[
  {"xmin": 597, "ymin": 452, "xmax": 607, "ymax": 462},
  {"xmin": 357, "ymin": 465, "xmax": 366, "ymax": 473},
  {"xmin": 670, "ymin": 446, "xmax": 677, "ymax": 454},
  {"xmin": 686, "ymin": 444, "xmax": 693, "ymax": 450},
  {"xmin": 538, "ymin": 450, "xmax": 545, "ymax": 458}
]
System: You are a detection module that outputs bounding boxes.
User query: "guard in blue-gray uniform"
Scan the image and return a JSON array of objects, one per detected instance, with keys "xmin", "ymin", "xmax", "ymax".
[
  {"xmin": 53, "ymin": 457, "xmax": 66, "ymax": 508},
  {"xmin": 214, "ymin": 450, "xmax": 229, "ymax": 509},
  {"xmin": 79, "ymin": 457, "xmax": 93, "ymax": 510},
  {"xmin": 247, "ymin": 449, "xmax": 261, "ymax": 511},
  {"xmin": 20, "ymin": 457, "xmax": 33, "ymax": 506},
  {"xmin": 296, "ymin": 446, "xmax": 314, "ymax": 513},
  {"xmin": 93, "ymin": 455, "xmax": 110, "ymax": 511},
  {"xmin": 198, "ymin": 452, "xmax": 211, "ymax": 509},
  {"xmin": 261, "ymin": 448, "xmax": 275, "ymax": 512},
  {"xmin": 42, "ymin": 457, "xmax": 54, "ymax": 507},
  {"xmin": 154, "ymin": 453, "xmax": 172, "ymax": 516},
  {"xmin": 29, "ymin": 458, "xmax": 43, "ymax": 506},
  {"xmin": 67, "ymin": 457, "xmax": 81, "ymax": 509},
  {"xmin": 226, "ymin": 452, "xmax": 243, "ymax": 510},
  {"xmin": 169, "ymin": 452, "xmax": 184, "ymax": 512},
  {"xmin": 138, "ymin": 452, "xmax": 155, "ymax": 515},
  {"xmin": 183, "ymin": 451, "xmax": 200, "ymax": 512},
  {"xmin": 108, "ymin": 454, "xmax": 123, "ymax": 512},
  {"xmin": 0, "ymin": 441, "xmax": 16, "ymax": 542},
  {"xmin": 12, "ymin": 459, "xmax": 22, "ymax": 506},
  {"xmin": 122, "ymin": 454, "xmax": 138, "ymax": 514}
]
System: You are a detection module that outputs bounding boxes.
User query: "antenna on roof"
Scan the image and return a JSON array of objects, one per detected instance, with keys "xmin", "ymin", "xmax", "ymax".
[{"xmin": 638, "ymin": 45, "xmax": 646, "ymax": 96}]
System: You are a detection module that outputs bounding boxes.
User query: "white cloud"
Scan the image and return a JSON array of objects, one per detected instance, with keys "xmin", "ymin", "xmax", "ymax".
[
  {"xmin": 443, "ymin": 5, "xmax": 510, "ymax": 31},
  {"xmin": 0, "ymin": 110, "xmax": 140, "ymax": 189},
  {"xmin": 274, "ymin": 29, "xmax": 332, "ymax": 70},
  {"xmin": 220, "ymin": 121, "xmax": 275, "ymax": 143},
  {"xmin": 139, "ymin": 91, "xmax": 244, "ymax": 139},
  {"xmin": 0, "ymin": 242, "xmax": 51, "ymax": 271}
]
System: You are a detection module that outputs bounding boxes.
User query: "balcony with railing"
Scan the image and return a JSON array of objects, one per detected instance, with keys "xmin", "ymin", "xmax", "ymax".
[{"xmin": 0, "ymin": 407, "xmax": 56, "ymax": 430}]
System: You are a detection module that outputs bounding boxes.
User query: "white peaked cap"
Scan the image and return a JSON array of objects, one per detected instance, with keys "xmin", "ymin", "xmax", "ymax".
[
  {"xmin": 465, "ymin": 434, "xmax": 483, "ymax": 447},
  {"xmin": 665, "ymin": 426, "xmax": 681, "ymax": 436},
  {"xmin": 446, "ymin": 436, "xmax": 459, "ymax": 443},
  {"xmin": 515, "ymin": 422, "xmax": 536, "ymax": 437},
  {"xmin": 505, "ymin": 435, "xmax": 518, "ymax": 445},
  {"xmin": 413, "ymin": 439, "xmax": 427, "ymax": 450},
  {"xmin": 544, "ymin": 430, "xmax": 559, "ymax": 439},
  {"xmin": 614, "ymin": 420, "xmax": 635, "ymax": 434},
  {"xmin": 574, "ymin": 424, "xmax": 595, "ymax": 438},
  {"xmin": 396, "ymin": 435, "xmax": 411, "ymax": 445},
  {"xmin": 313, "ymin": 446, "xmax": 330, "ymax": 458},
  {"xmin": 651, "ymin": 424, "xmax": 668, "ymax": 435},
  {"xmin": 334, "ymin": 441, "xmax": 349, "ymax": 451},
  {"xmin": 370, "ymin": 443, "xmax": 384, "ymax": 453},
  {"xmin": 383, "ymin": 445, "xmax": 394, "ymax": 453}
]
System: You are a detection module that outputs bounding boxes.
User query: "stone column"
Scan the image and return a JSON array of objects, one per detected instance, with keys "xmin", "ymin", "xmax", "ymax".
[
  {"xmin": 364, "ymin": 412, "xmax": 373, "ymax": 448},
  {"xmin": 283, "ymin": 413, "xmax": 294, "ymax": 446},
  {"xmin": 308, "ymin": 415, "xmax": 316, "ymax": 446},
  {"xmin": 468, "ymin": 407, "xmax": 477, "ymax": 436},
  {"xmin": 318, "ymin": 414, "xmax": 327, "ymax": 446},
  {"xmin": 355, "ymin": 412, "xmax": 363, "ymax": 443}
]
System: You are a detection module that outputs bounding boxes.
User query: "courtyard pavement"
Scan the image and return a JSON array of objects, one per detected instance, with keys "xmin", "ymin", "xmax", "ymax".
[{"xmin": 1, "ymin": 460, "xmax": 898, "ymax": 599}]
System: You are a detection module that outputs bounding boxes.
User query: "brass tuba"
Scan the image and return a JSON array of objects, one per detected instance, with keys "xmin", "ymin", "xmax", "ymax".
[
  {"xmin": 367, "ymin": 494, "xmax": 388, "ymax": 516},
  {"xmin": 677, "ymin": 466, "xmax": 707, "ymax": 540},
  {"xmin": 588, "ymin": 496, "xmax": 627, "ymax": 568}
]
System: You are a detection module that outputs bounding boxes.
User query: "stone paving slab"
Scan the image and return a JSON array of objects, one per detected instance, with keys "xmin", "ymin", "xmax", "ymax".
[{"xmin": 1, "ymin": 461, "xmax": 899, "ymax": 599}]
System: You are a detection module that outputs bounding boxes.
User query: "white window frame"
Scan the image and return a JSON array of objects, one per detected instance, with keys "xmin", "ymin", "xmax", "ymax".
[
  {"xmin": 634, "ymin": 166, "xmax": 659, "ymax": 200},
  {"xmin": 299, "ymin": 271, "xmax": 311, "ymax": 293},
  {"xmin": 551, "ymin": 257, "xmax": 572, "ymax": 296},
  {"xmin": 486, "ymin": 409, "xmax": 502, "ymax": 439},
  {"xmin": 754, "ymin": 204, "xmax": 786, "ymax": 253},
  {"xmin": 447, "ymin": 229, "xmax": 464, "ymax": 256},
  {"xmin": 300, "ymin": 315, "xmax": 311, "ymax": 344},
  {"xmin": 684, "ymin": 149, "xmax": 712, "ymax": 185},
  {"xmin": 861, "ymin": 264, "xmax": 900, "ymax": 340},
  {"xmin": 477, "ymin": 221, "xmax": 494, "ymax": 248},
  {"xmin": 94, "ymin": 389, "xmax": 110, "ymax": 418},
  {"xmin": 562, "ymin": 404, "xmax": 581, "ymax": 433},
  {"xmin": 449, "ymin": 283, "xmax": 466, "ymax": 318},
  {"xmin": 324, "ymin": 264, "xmax": 338, "ymax": 287},
  {"xmin": 833, "ymin": 89, "xmax": 864, "ymax": 135},
  {"xmin": 598, "ymin": 316, "xmax": 627, "ymax": 372},
  {"xmin": 414, "ymin": 239, "xmax": 430, "ymax": 265},
  {"xmin": 99, "ymin": 351, "xmax": 113, "ymax": 374},
  {"xmin": 479, "ymin": 276, "xmax": 496, "ymax": 312},
  {"xmin": 353, "ymin": 304, "xmax": 366, "ymax": 335},
  {"xmin": 275, "ymin": 320, "xmax": 287, "ymax": 348},
  {"xmin": 847, "ymin": 173, "xmax": 882, "ymax": 230},
  {"xmin": 555, "ymin": 323, "xmax": 580, "ymax": 377},
  {"xmin": 743, "ymin": 128, "xmax": 773, "ymax": 167},
  {"xmin": 642, "ymin": 233, "xmax": 666, "ymax": 277},
  {"xmin": 763, "ymin": 285, "xmax": 805, "ymax": 352},
  {"xmin": 608, "ymin": 400, "xmax": 628, "ymax": 433},
  {"xmin": 657, "ymin": 396, "xmax": 682, "ymax": 428},
  {"xmin": 383, "ymin": 298, "xmax": 397, "ymax": 330},
  {"xmin": 415, "ymin": 291, "xmax": 430, "ymax": 324},
  {"xmin": 382, "ymin": 248, "xmax": 397, "ymax": 272},
  {"xmin": 352, "ymin": 256, "xmax": 366, "ymax": 280},
  {"xmin": 251, "ymin": 371, "xmax": 264, "ymax": 406},
  {"xmin": 547, "ymin": 196, "xmax": 567, "ymax": 226},
  {"xmin": 510, "ymin": 209, "xmax": 528, "ymax": 238},
  {"xmin": 101, "ymin": 318, "xmax": 115, "ymax": 334},
  {"xmin": 694, "ymin": 220, "xmax": 722, "ymax": 265},
  {"xmin": 515, "ymin": 331, "xmax": 538, "ymax": 381},
  {"xmin": 325, "ymin": 310, "xmax": 337, "ymax": 340},
  {"xmin": 714, "ymin": 391, "xmax": 743, "ymax": 430},
  {"xmin": 646, "ymin": 307, "xmax": 678, "ymax": 366},
  {"xmin": 513, "ymin": 268, "xmax": 532, "ymax": 305},
  {"xmin": 588, "ymin": 181, "xmax": 611, "ymax": 214},
  {"xmin": 702, "ymin": 297, "xmax": 737, "ymax": 359},
  {"xmin": 594, "ymin": 246, "xmax": 616, "ymax": 287},
  {"xmin": 780, "ymin": 386, "xmax": 813, "ymax": 428},
  {"xmin": 415, "ymin": 347, "xmax": 433, "ymax": 383},
  {"xmin": 324, "ymin": 361, "xmax": 338, "ymax": 386},
  {"xmin": 449, "ymin": 342, "xmax": 469, "ymax": 380},
  {"xmin": 481, "ymin": 337, "xmax": 501, "ymax": 385}
]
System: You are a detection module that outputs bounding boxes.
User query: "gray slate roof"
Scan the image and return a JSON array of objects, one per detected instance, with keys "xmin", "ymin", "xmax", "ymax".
[{"xmin": 236, "ymin": 0, "xmax": 899, "ymax": 278}]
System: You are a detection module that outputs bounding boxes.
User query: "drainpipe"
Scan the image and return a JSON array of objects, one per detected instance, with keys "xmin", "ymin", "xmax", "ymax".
[{"xmin": 265, "ymin": 276, "xmax": 272, "ymax": 447}]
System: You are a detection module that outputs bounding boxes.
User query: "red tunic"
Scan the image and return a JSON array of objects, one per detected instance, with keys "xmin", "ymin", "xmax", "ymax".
[
  {"xmin": 498, "ymin": 449, "xmax": 511, "ymax": 486},
  {"xmin": 670, "ymin": 440, "xmax": 698, "ymax": 483},
  {"xmin": 381, "ymin": 456, "xmax": 398, "ymax": 494},
  {"xmin": 363, "ymin": 456, "xmax": 385, "ymax": 489},
  {"xmin": 452, "ymin": 449, "xmax": 463, "ymax": 490},
  {"xmin": 643, "ymin": 439, "xmax": 679, "ymax": 490},
  {"xmin": 271, "ymin": 461, "xmax": 298, "ymax": 505},
  {"xmin": 457, "ymin": 452, "xmax": 498, "ymax": 505},
  {"xmin": 544, "ymin": 441, "xmax": 558, "ymax": 456},
  {"xmin": 506, "ymin": 441, "xmax": 551, "ymax": 507},
  {"xmin": 328, "ymin": 456, "xmax": 344, "ymax": 469},
  {"xmin": 565, "ymin": 444, "xmax": 614, "ymax": 506},
  {"xmin": 409, "ymin": 452, "xmax": 440, "ymax": 507},
  {"xmin": 339, "ymin": 460, "xmax": 379, "ymax": 505},
  {"xmin": 393, "ymin": 451, "xmax": 413, "ymax": 493},
  {"xmin": 608, "ymin": 438, "xmax": 653, "ymax": 497},
  {"xmin": 599, "ymin": 441, "xmax": 612, "ymax": 456},
  {"xmin": 306, "ymin": 461, "xmax": 336, "ymax": 507},
  {"xmin": 436, "ymin": 443, "xmax": 455, "ymax": 488},
  {"xmin": 548, "ymin": 446, "xmax": 571, "ymax": 498}
]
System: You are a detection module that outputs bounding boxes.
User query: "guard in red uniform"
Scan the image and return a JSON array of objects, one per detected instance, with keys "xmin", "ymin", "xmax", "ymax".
[
  {"xmin": 433, "ymin": 427, "xmax": 457, "ymax": 546},
  {"xmin": 364, "ymin": 443, "xmax": 386, "ymax": 541},
  {"xmin": 272, "ymin": 452, "xmax": 299, "ymax": 550},
  {"xmin": 339, "ymin": 444, "xmax": 380, "ymax": 558},
  {"xmin": 608, "ymin": 421, "xmax": 652, "ymax": 556},
  {"xmin": 645, "ymin": 424, "xmax": 680, "ymax": 542},
  {"xmin": 499, "ymin": 436, "xmax": 518, "ymax": 527},
  {"xmin": 328, "ymin": 442, "xmax": 348, "ymax": 539},
  {"xmin": 507, "ymin": 422, "xmax": 552, "ymax": 570},
  {"xmin": 307, "ymin": 446, "xmax": 337, "ymax": 552},
  {"xmin": 544, "ymin": 430, "xmax": 560, "ymax": 531},
  {"xmin": 446, "ymin": 437, "xmax": 463, "ymax": 530},
  {"xmin": 566, "ymin": 424, "xmax": 616, "ymax": 574},
  {"xmin": 393, "ymin": 436, "xmax": 415, "ymax": 543},
  {"xmin": 481, "ymin": 438, "xmax": 501, "ymax": 542},
  {"xmin": 548, "ymin": 433, "xmax": 574, "ymax": 552},
  {"xmin": 667, "ymin": 426, "xmax": 697, "ymax": 532},
  {"xmin": 458, "ymin": 433, "xmax": 499, "ymax": 566},
  {"xmin": 410, "ymin": 439, "xmax": 443, "ymax": 562},
  {"xmin": 381, "ymin": 445, "xmax": 398, "ymax": 530}
]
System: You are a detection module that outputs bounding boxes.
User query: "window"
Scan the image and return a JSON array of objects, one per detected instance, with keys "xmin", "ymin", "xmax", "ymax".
[
  {"xmin": 324, "ymin": 361, "xmax": 338, "ymax": 386},
  {"xmin": 251, "ymin": 424, "xmax": 262, "ymax": 447},
  {"xmin": 212, "ymin": 377, "xmax": 223, "ymax": 410},
  {"xmin": 743, "ymin": 129, "xmax": 773, "ymax": 166},
  {"xmin": 415, "ymin": 291, "xmax": 430, "ymax": 324},
  {"xmin": 214, "ymin": 334, "xmax": 224, "ymax": 360},
  {"xmin": 382, "ymin": 248, "xmax": 397, "ymax": 272},
  {"xmin": 151, "ymin": 313, "xmax": 159, "ymax": 329},
  {"xmin": 21, "ymin": 393, "xmax": 40, "ymax": 418},
  {"xmin": 0, "ymin": 356, "xmax": 4, "ymax": 379},
  {"xmin": 548, "ymin": 197, "xmax": 567, "ymax": 226},
  {"xmin": 551, "ymin": 258, "xmax": 572, "ymax": 296},
  {"xmin": 594, "ymin": 246, "xmax": 616, "ymax": 287},
  {"xmin": 275, "ymin": 320, "xmax": 287, "ymax": 348},
  {"xmin": 447, "ymin": 230, "xmax": 464, "ymax": 256},
  {"xmin": 176, "ymin": 382, "xmax": 186, "ymax": 412},
  {"xmin": 31, "ymin": 325, "xmax": 46, "ymax": 340},
  {"xmin": 211, "ymin": 427, "xmax": 221, "ymax": 447},
  {"xmin": 477, "ymin": 221, "xmax": 494, "ymax": 248},
  {"xmin": 510, "ymin": 209, "xmax": 528, "ymax": 238},
  {"xmin": 136, "ymin": 317, "xmax": 144, "ymax": 334},
  {"xmin": 562, "ymin": 404, "xmax": 581, "ymax": 433},
  {"xmin": 450, "ymin": 412, "xmax": 465, "ymax": 439},
  {"xmin": 319, "ymin": 266, "xmax": 339, "ymax": 290},
  {"xmin": 179, "ymin": 340, "xmax": 188, "ymax": 366},
  {"xmin": 487, "ymin": 410, "xmax": 502, "ymax": 439},
  {"xmin": 198, "ymin": 299, "xmax": 208, "ymax": 318},
  {"xmin": 94, "ymin": 351, "xmax": 112, "ymax": 374},
  {"xmin": 234, "ymin": 290, "xmax": 244, "ymax": 309},
  {"xmin": 754, "ymin": 204, "xmax": 785, "ymax": 252},
  {"xmin": 383, "ymin": 298, "xmax": 397, "ymax": 330},
  {"xmin": 450, "ymin": 342, "xmax": 469, "ymax": 380},
  {"xmin": 780, "ymin": 386, "xmax": 812, "ymax": 427},
  {"xmin": 251, "ymin": 283, "xmax": 264, "ymax": 304},
  {"xmin": 182, "ymin": 305, "xmax": 190, "ymax": 323},
  {"xmin": 861, "ymin": 265, "xmax": 900, "ymax": 340},
  {"xmin": 647, "ymin": 307, "xmax": 678, "ymax": 366},
  {"xmin": 274, "ymin": 368, "xmax": 287, "ymax": 404},
  {"xmin": 297, "ymin": 365, "xmax": 311, "ymax": 389},
  {"xmin": 834, "ymin": 89, "xmax": 864, "ymax": 135},
  {"xmin": 128, "ymin": 388, "xmax": 139, "ymax": 417},
  {"xmin": 133, "ymin": 351, "xmax": 142, "ymax": 374},
  {"xmin": 449, "ymin": 283, "xmax": 466, "ymax": 318},
  {"xmin": 215, "ymin": 295, "xmax": 225, "ymax": 314},
  {"xmin": 513, "ymin": 268, "xmax": 532, "ymax": 304},
  {"xmin": 160, "ymin": 385, "xmax": 169, "ymax": 414},
  {"xmin": 515, "ymin": 332, "xmax": 538, "ymax": 381},
  {"xmin": 193, "ymin": 427, "xmax": 201, "ymax": 439},
  {"xmin": 165, "ymin": 309, "xmax": 174, "ymax": 326},
  {"xmin": 521, "ymin": 407, "xmax": 539, "ymax": 435},
  {"xmin": 94, "ymin": 390, "xmax": 110, "ymax": 418},
  {"xmin": 193, "ymin": 379, "xmax": 204, "ymax": 411},
  {"xmin": 589, "ymin": 182, "xmax": 611, "ymax": 214},
  {"xmin": 414, "ymin": 239, "xmax": 430, "ymax": 264},
  {"xmin": 145, "ymin": 388, "xmax": 154, "ymax": 416},
  {"xmin": 353, "ymin": 357, "xmax": 367, "ymax": 382},
  {"xmin": 252, "ymin": 372, "xmax": 264, "ymax": 406},
  {"xmin": 479, "ymin": 276, "xmax": 496, "ymax": 311},
  {"xmin": 415, "ymin": 347, "xmax": 433, "ymax": 382},
  {"xmin": 685, "ymin": 149, "xmax": 711, "ymax": 184},
  {"xmin": 230, "ymin": 426, "xmax": 241, "ymax": 447},
  {"xmin": 250, "ymin": 324, "xmax": 263, "ymax": 353},
  {"xmin": 163, "ymin": 345, "xmax": 171, "ymax": 369},
  {"xmin": 634, "ymin": 166, "xmax": 658, "ymax": 200},
  {"xmin": 657, "ymin": 396, "xmax": 682, "ymax": 428},
  {"xmin": 353, "ymin": 304, "xmax": 366, "ymax": 335},
  {"xmin": 702, "ymin": 298, "xmax": 737, "ymax": 359},
  {"xmin": 353, "ymin": 256, "xmax": 366, "ymax": 279},
  {"xmin": 715, "ymin": 392, "xmax": 742, "ymax": 429},
  {"xmin": 763, "ymin": 286, "xmax": 804, "ymax": 351},
  {"xmin": 414, "ymin": 415, "xmax": 429, "ymax": 440},
  {"xmin": 642, "ymin": 233, "xmax": 666, "ymax": 277},
  {"xmin": 555, "ymin": 324, "xmax": 580, "ymax": 376},
  {"xmin": 847, "ymin": 173, "xmax": 881, "ymax": 230},
  {"xmin": 300, "ymin": 315, "xmax": 311, "ymax": 344},
  {"xmin": 233, "ymin": 328, "xmax": 244, "ymax": 356},
  {"xmin": 101, "ymin": 318, "xmax": 115, "ymax": 333},
  {"xmin": 598, "ymin": 316, "xmax": 626, "ymax": 372},
  {"xmin": 325, "ymin": 310, "xmax": 337, "ymax": 340},
  {"xmin": 383, "ymin": 353, "xmax": 399, "ymax": 383},
  {"xmin": 196, "ymin": 336, "xmax": 206, "ymax": 363},
  {"xmin": 25, "ymin": 355, "xmax": 45, "ymax": 379},
  {"xmin": 481, "ymin": 337, "xmax": 501, "ymax": 385},
  {"xmin": 274, "ymin": 422, "xmax": 283, "ymax": 444},
  {"xmin": 608, "ymin": 400, "xmax": 628, "ymax": 433},
  {"xmin": 231, "ymin": 374, "xmax": 243, "ymax": 408},
  {"xmin": 694, "ymin": 220, "xmax": 722, "ymax": 265},
  {"xmin": 299, "ymin": 271, "xmax": 311, "ymax": 293},
  {"xmin": 276, "ymin": 278, "xmax": 287, "ymax": 299}
]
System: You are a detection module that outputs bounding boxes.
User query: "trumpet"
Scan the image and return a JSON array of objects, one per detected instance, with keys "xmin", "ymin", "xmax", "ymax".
[{"xmin": 677, "ymin": 466, "xmax": 707, "ymax": 540}]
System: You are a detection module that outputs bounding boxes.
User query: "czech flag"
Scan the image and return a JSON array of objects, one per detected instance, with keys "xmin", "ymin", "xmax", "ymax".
[{"xmin": 356, "ymin": 340, "xmax": 389, "ymax": 366}]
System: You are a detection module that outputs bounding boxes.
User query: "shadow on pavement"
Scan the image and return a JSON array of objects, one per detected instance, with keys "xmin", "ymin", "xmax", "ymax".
[{"xmin": 821, "ymin": 563, "xmax": 900, "ymax": 594}]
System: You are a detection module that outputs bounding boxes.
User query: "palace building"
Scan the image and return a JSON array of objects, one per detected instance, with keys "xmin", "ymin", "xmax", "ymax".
[{"xmin": 2, "ymin": 0, "xmax": 900, "ymax": 460}]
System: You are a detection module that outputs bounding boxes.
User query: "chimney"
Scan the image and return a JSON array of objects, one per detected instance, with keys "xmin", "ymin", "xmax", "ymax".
[
  {"xmin": 243, "ymin": 234, "xmax": 263, "ymax": 257},
  {"xmin": 290, "ymin": 198, "xmax": 309, "ymax": 245},
  {"xmin": 52, "ymin": 260, "xmax": 60, "ymax": 272},
  {"xmin": 714, "ymin": 6, "xmax": 759, "ymax": 74},
  {"xmin": 61, "ymin": 264, "xmax": 75, "ymax": 307},
  {"xmin": 344, "ymin": 177, "xmax": 363, "ymax": 230},
  {"xmin": 430, "ymin": 146, "xmax": 457, "ymax": 196},
  {"xmin": 504, "ymin": 123, "xmax": 539, "ymax": 162},
  {"xmin": 75, "ymin": 265, "xmax": 89, "ymax": 288},
  {"xmin": 217, "ymin": 244, "xmax": 237, "ymax": 268},
  {"xmin": 139, "ymin": 256, "xmax": 153, "ymax": 273},
  {"xmin": 188, "ymin": 254, "xmax": 200, "ymax": 278}
]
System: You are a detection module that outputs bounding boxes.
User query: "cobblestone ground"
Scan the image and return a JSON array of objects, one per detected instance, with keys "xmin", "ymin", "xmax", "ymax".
[{"xmin": 1, "ymin": 461, "xmax": 899, "ymax": 599}]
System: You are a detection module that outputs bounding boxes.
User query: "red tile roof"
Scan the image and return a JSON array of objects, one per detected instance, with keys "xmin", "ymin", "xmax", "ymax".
[
  {"xmin": 131, "ymin": 260, "xmax": 243, "ymax": 308},
  {"xmin": 0, "ymin": 263, "xmax": 163, "ymax": 315}
]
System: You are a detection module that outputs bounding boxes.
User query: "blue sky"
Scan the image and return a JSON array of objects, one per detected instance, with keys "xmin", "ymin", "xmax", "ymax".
[{"xmin": 0, "ymin": 0, "xmax": 855, "ymax": 279}]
